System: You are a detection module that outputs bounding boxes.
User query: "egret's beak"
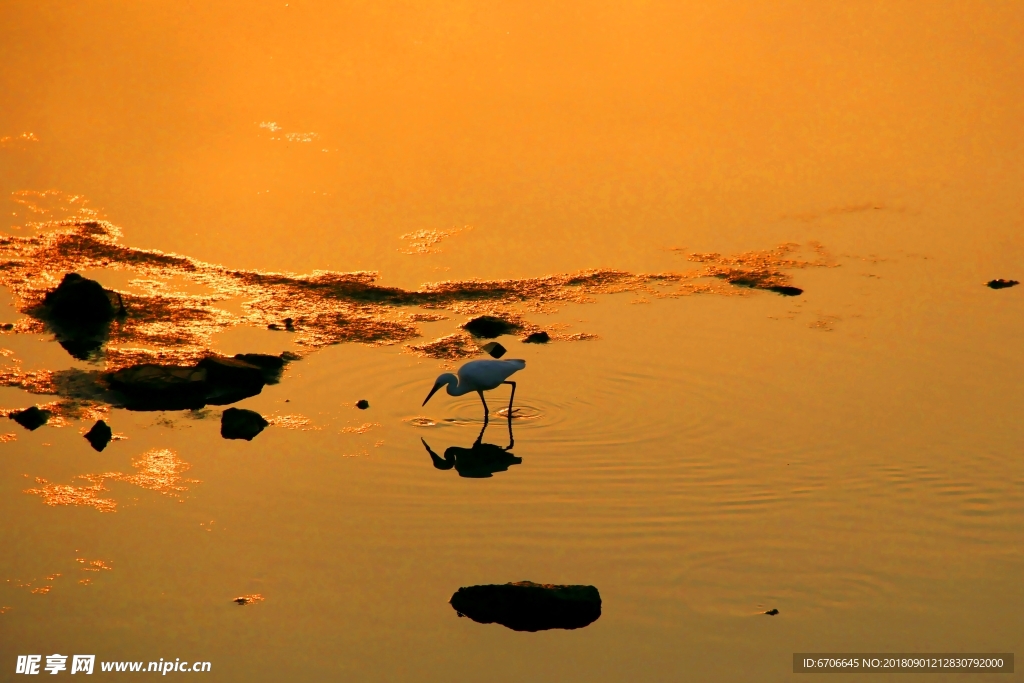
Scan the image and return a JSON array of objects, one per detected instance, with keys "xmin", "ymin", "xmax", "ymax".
[{"xmin": 422, "ymin": 381, "xmax": 443, "ymax": 406}]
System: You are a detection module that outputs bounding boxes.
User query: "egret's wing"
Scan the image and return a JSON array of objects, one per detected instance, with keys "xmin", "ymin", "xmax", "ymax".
[{"xmin": 458, "ymin": 359, "xmax": 525, "ymax": 389}]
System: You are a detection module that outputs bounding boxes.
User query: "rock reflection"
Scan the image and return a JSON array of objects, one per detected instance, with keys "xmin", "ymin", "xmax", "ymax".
[{"xmin": 420, "ymin": 415, "xmax": 520, "ymax": 478}]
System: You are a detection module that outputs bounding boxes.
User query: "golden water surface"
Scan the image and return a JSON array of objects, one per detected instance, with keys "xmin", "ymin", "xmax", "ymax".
[{"xmin": 1, "ymin": 2, "xmax": 1022, "ymax": 681}]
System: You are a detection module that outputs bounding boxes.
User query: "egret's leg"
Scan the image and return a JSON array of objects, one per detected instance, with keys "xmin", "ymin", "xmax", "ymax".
[
  {"xmin": 505, "ymin": 410, "xmax": 514, "ymax": 451},
  {"xmin": 478, "ymin": 390, "xmax": 489, "ymax": 417},
  {"xmin": 502, "ymin": 381, "xmax": 517, "ymax": 416},
  {"xmin": 475, "ymin": 416, "xmax": 489, "ymax": 446}
]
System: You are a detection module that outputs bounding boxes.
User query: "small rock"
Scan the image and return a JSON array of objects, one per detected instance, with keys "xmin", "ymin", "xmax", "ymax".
[
  {"xmin": 233, "ymin": 594, "xmax": 264, "ymax": 605},
  {"xmin": 355, "ymin": 399, "xmax": 370, "ymax": 410},
  {"xmin": 481, "ymin": 342, "xmax": 507, "ymax": 358},
  {"xmin": 987, "ymin": 279, "xmax": 1019, "ymax": 289},
  {"xmin": 522, "ymin": 331, "xmax": 550, "ymax": 344},
  {"xmin": 9, "ymin": 406, "xmax": 50, "ymax": 431},
  {"xmin": 267, "ymin": 323, "xmax": 280, "ymax": 330},
  {"xmin": 463, "ymin": 316, "xmax": 520, "ymax": 338},
  {"xmin": 1, "ymin": 323, "xmax": 13, "ymax": 331},
  {"xmin": 764, "ymin": 608, "xmax": 779, "ymax": 615},
  {"xmin": 283, "ymin": 317, "xmax": 295, "ymax": 330},
  {"xmin": 220, "ymin": 408, "xmax": 269, "ymax": 441},
  {"xmin": 84, "ymin": 420, "xmax": 113, "ymax": 452},
  {"xmin": 449, "ymin": 582, "xmax": 602, "ymax": 631},
  {"xmin": 766, "ymin": 286, "xmax": 803, "ymax": 297}
]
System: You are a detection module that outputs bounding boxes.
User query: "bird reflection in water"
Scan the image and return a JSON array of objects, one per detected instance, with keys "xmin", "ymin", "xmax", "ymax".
[{"xmin": 421, "ymin": 414, "xmax": 521, "ymax": 478}]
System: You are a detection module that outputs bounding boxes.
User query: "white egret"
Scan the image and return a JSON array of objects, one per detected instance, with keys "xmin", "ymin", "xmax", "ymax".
[{"xmin": 422, "ymin": 358, "xmax": 525, "ymax": 417}]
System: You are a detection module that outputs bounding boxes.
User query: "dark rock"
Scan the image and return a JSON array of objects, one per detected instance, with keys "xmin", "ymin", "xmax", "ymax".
[
  {"xmin": 522, "ymin": 331, "xmax": 550, "ymax": 344},
  {"xmin": 220, "ymin": 407, "xmax": 269, "ymax": 441},
  {"xmin": 987, "ymin": 279, "xmax": 1019, "ymax": 289},
  {"xmin": 107, "ymin": 364, "xmax": 210, "ymax": 410},
  {"xmin": 481, "ymin": 342, "xmax": 507, "ymax": 358},
  {"xmin": 106, "ymin": 355, "xmax": 271, "ymax": 411},
  {"xmin": 1, "ymin": 323, "xmax": 13, "ymax": 331},
  {"xmin": 283, "ymin": 317, "xmax": 295, "ymax": 330},
  {"xmin": 9, "ymin": 406, "xmax": 50, "ymax": 431},
  {"xmin": 233, "ymin": 353, "xmax": 287, "ymax": 383},
  {"xmin": 463, "ymin": 316, "xmax": 520, "ymax": 338},
  {"xmin": 196, "ymin": 356, "xmax": 266, "ymax": 404},
  {"xmin": 84, "ymin": 420, "xmax": 113, "ymax": 451},
  {"xmin": 42, "ymin": 273, "xmax": 120, "ymax": 328},
  {"xmin": 355, "ymin": 399, "xmax": 369, "ymax": 410},
  {"xmin": 449, "ymin": 582, "xmax": 602, "ymax": 631},
  {"xmin": 766, "ymin": 286, "xmax": 803, "ymax": 297},
  {"xmin": 267, "ymin": 323, "xmax": 280, "ymax": 330},
  {"xmin": 764, "ymin": 608, "xmax": 779, "ymax": 615},
  {"xmin": 198, "ymin": 356, "xmax": 264, "ymax": 390}
]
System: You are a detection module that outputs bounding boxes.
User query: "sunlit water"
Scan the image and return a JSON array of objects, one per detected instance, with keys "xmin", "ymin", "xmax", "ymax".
[{"xmin": 1, "ymin": 3, "xmax": 1023, "ymax": 681}]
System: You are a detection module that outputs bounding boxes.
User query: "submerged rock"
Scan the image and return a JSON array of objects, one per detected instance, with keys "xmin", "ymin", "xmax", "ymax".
[
  {"xmin": 480, "ymin": 342, "xmax": 507, "ymax": 358},
  {"xmin": 987, "ymin": 279, "xmax": 1019, "ymax": 289},
  {"xmin": 449, "ymin": 582, "xmax": 602, "ymax": 631},
  {"xmin": 463, "ymin": 316, "xmax": 520, "ymax": 338},
  {"xmin": 355, "ymin": 399, "xmax": 370, "ymax": 410},
  {"xmin": 84, "ymin": 419, "xmax": 113, "ymax": 451},
  {"xmin": 522, "ymin": 331, "xmax": 550, "ymax": 344},
  {"xmin": 9, "ymin": 406, "xmax": 51, "ymax": 431},
  {"xmin": 106, "ymin": 354, "xmax": 290, "ymax": 411},
  {"xmin": 220, "ymin": 408, "xmax": 269, "ymax": 441}
]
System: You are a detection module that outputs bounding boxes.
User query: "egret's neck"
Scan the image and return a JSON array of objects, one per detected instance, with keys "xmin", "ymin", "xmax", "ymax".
[{"xmin": 442, "ymin": 373, "xmax": 471, "ymax": 397}]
